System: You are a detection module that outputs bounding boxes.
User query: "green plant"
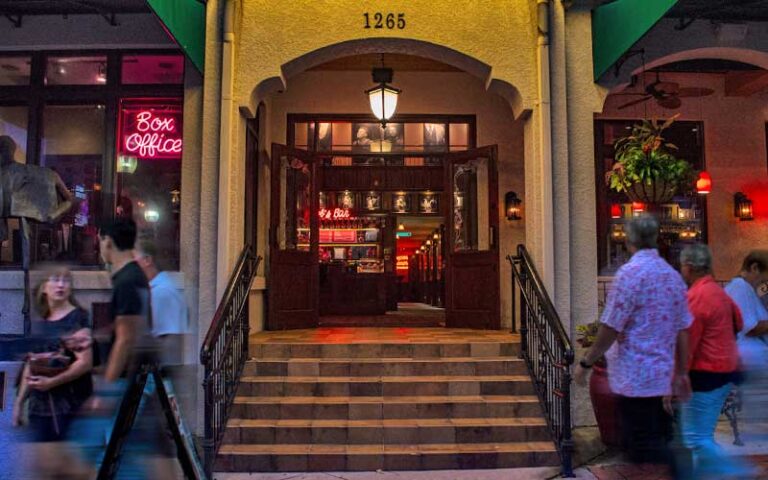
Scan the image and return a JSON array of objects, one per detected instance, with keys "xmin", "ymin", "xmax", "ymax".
[
  {"xmin": 576, "ymin": 321, "xmax": 600, "ymax": 349},
  {"xmin": 605, "ymin": 115, "xmax": 693, "ymax": 194}
]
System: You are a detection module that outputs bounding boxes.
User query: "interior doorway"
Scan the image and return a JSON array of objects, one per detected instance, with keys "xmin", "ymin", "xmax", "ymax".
[{"xmin": 267, "ymin": 114, "xmax": 500, "ymax": 330}]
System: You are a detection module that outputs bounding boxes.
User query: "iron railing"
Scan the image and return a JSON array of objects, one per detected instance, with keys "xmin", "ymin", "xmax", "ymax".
[
  {"xmin": 508, "ymin": 244, "xmax": 574, "ymax": 478},
  {"xmin": 200, "ymin": 246, "xmax": 261, "ymax": 476}
]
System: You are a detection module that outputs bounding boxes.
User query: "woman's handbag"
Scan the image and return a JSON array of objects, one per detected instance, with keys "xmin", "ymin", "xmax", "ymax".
[{"xmin": 27, "ymin": 351, "xmax": 72, "ymax": 377}]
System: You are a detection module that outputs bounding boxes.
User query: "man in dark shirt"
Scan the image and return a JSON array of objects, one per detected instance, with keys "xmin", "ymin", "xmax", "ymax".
[{"xmin": 98, "ymin": 218, "xmax": 151, "ymax": 382}]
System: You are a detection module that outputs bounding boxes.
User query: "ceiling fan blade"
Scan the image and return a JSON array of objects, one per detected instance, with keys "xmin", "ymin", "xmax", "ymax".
[
  {"xmin": 618, "ymin": 96, "xmax": 652, "ymax": 110},
  {"xmin": 655, "ymin": 81, "xmax": 679, "ymax": 95},
  {"xmin": 658, "ymin": 96, "xmax": 682, "ymax": 109},
  {"xmin": 676, "ymin": 87, "xmax": 714, "ymax": 97}
]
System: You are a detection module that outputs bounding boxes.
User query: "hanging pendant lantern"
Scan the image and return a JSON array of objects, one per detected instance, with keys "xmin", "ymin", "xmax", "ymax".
[
  {"xmin": 366, "ymin": 65, "xmax": 401, "ymax": 127},
  {"xmin": 696, "ymin": 171, "xmax": 712, "ymax": 195},
  {"xmin": 610, "ymin": 203, "xmax": 622, "ymax": 219}
]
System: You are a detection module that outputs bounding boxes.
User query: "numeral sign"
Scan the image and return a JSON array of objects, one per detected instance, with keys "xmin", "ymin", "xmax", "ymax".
[{"xmin": 363, "ymin": 12, "xmax": 406, "ymax": 30}]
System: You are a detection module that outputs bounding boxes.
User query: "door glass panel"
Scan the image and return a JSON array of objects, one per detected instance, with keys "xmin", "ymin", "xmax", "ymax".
[
  {"xmin": 452, "ymin": 157, "xmax": 489, "ymax": 252},
  {"xmin": 280, "ymin": 154, "xmax": 311, "ymax": 251}
]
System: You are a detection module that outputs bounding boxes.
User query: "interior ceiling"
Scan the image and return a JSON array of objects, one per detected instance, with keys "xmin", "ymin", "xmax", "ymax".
[
  {"xmin": 396, "ymin": 215, "xmax": 443, "ymax": 252},
  {"xmin": 666, "ymin": 0, "xmax": 768, "ymax": 23},
  {"xmin": 309, "ymin": 54, "xmax": 463, "ymax": 72},
  {"xmin": 0, "ymin": 0, "xmax": 150, "ymax": 15}
]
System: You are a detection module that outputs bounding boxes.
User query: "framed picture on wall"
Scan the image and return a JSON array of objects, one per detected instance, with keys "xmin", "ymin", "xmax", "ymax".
[
  {"xmin": 424, "ymin": 123, "xmax": 447, "ymax": 151},
  {"xmin": 337, "ymin": 191, "xmax": 355, "ymax": 209},
  {"xmin": 419, "ymin": 193, "xmax": 439, "ymax": 214},
  {"xmin": 364, "ymin": 191, "xmax": 381, "ymax": 211},
  {"xmin": 309, "ymin": 122, "xmax": 333, "ymax": 151},
  {"xmin": 381, "ymin": 123, "xmax": 404, "ymax": 152},
  {"xmin": 392, "ymin": 193, "xmax": 411, "ymax": 213},
  {"xmin": 352, "ymin": 123, "xmax": 382, "ymax": 151}
]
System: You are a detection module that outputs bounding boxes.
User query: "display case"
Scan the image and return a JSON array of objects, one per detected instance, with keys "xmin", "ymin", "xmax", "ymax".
[{"xmin": 301, "ymin": 214, "xmax": 384, "ymax": 273}]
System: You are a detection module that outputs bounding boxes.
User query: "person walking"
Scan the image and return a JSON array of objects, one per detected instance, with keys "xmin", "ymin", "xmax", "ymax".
[
  {"xmin": 575, "ymin": 214, "xmax": 692, "ymax": 467},
  {"xmin": 676, "ymin": 244, "xmax": 751, "ymax": 479},
  {"xmin": 725, "ymin": 250, "xmax": 768, "ymax": 442},
  {"xmin": 12, "ymin": 265, "xmax": 93, "ymax": 478}
]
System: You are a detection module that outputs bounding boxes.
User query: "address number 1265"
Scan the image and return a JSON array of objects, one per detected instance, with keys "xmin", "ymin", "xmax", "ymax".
[{"xmin": 363, "ymin": 12, "xmax": 406, "ymax": 29}]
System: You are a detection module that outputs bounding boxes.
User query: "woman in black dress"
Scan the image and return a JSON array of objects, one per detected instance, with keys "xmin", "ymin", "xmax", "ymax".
[{"xmin": 13, "ymin": 266, "xmax": 93, "ymax": 443}]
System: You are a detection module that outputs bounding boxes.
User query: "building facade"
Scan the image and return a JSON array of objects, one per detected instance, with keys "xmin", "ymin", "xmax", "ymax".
[{"xmin": 2, "ymin": 0, "xmax": 768, "ymax": 437}]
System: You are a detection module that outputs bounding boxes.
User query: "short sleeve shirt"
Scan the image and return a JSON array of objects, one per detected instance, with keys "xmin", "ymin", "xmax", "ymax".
[
  {"xmin": 149, "ymin": 271, "xmax": 188, "ymax": 337},
  {"xmin": 725, "ymin": 277, "xmax": 768, "ymax": 368},
  {"xmin": 601, "ymin": 249, "xmax": 693, "ymax": 397},
  {"xmin": 108, "ymin": 261, "xmax": 152, "ymax": 370}
]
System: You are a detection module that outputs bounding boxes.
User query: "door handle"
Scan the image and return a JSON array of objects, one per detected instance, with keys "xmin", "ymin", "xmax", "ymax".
[{"xmin": 490, "ymin": 226, "xmax": 495, "ymax": 247}]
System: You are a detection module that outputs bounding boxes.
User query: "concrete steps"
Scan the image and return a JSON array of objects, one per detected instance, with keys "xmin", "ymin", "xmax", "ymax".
[{"xmin": 216, "ymin": 330, "xmax": 557, "ymax": 472}]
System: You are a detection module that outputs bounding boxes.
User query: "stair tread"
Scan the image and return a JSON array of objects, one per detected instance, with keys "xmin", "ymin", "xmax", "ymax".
[
  {"xmin": 227, "ymin": 417, "xmax": 547, "ymax": 428},
  {"xmin": 241, "ymin": 375, "xmax": 530, "ymax": 383},
  {"xmin": 233, "ymin": 394, "xmax": 539, "ymax": 404},
  {"xmin": 249, "ymin": 356, "xmax": 523, "ymax": 363},
  {"xmin": 219, "ymin": 442, "xmax": 557, "ymax": 455}
]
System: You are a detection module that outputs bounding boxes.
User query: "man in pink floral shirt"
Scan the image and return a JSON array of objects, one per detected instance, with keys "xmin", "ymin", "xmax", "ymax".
[{"xmin": 576, "ymin": 214, "xmax": 692, "ymax": 465}]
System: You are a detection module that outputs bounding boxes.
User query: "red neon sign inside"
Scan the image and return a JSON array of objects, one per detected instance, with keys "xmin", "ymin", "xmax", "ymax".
[
  {"xmin": 319, "ymin": 208, "xmax": 353, "ymax": 220},
  {"xmin": 120, "ymin": 102, "xmax": 183, "ymax": 159}
]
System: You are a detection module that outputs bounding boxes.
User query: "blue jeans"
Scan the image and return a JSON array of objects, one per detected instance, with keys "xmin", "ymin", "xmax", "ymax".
[{"xmin": 678, "ymin": 383, "xmax": 751, "ymax": 479}]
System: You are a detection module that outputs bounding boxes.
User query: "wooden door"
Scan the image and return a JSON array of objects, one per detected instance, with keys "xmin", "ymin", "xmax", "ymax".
[
  {"xmin": 444, "ymin": 146, "xmax": 500, "ymax": 329},
  {"xmin": 267, "ymin": 144, "xmax": 319, "ymax": 330}
]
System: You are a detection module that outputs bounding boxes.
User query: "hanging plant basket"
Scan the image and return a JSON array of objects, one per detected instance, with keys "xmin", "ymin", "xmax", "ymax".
[{"xmin": 625, "ymin": 178, "xmax": 677, "ymax": 204}]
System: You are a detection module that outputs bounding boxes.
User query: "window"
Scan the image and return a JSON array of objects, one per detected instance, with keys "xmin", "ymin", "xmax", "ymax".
[
  {"xmin": 595, "ymin": 119, "xmax": 707, "ymax": 274},
  {"xmin": 0, "ymin": 56, "xmax": 31, "ymax": 86},
  {"xmin": 0, "ymin": 50, "xmax": 184, "ymax": 270},
  {"xmin": 121, "ymin": 54, "xmax": 184, "ymax": 85},
  {"xmin": 36, "ymin": 105, "xmax": 106, "ymax": 265},
  {"xmin": 0, "ymin": 105, "xmax": 29, "ymax": 266},
  {"xmin": 117, "ymin": 99, "xmax": 183, "ymax": 270},
  {"xmin": 46, "ymin": 56, "xmax": 108, "ymax": 85}
]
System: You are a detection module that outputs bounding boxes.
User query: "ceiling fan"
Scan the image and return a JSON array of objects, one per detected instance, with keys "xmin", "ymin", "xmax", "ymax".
[{"xmin": 617, "ymin": 72, "xmax": 714, "ymax": 110}]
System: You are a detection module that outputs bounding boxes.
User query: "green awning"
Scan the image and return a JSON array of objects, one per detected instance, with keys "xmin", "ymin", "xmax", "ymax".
[
  {"xmin": 592, "ymin": 0, "xmax": 678, "ymax": 80},
  {"xmin": 147, "ymin": 0, "xmax": 205, "ymax": 72}
]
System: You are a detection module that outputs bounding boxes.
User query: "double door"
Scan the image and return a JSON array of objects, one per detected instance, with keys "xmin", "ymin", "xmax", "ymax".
[{"xmin": 268, "ymin": 144, "xmax": 499, "ymax": 330}]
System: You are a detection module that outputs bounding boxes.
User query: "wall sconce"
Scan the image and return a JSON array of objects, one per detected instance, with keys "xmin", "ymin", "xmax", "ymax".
[
  {"xmin": 734, "ymin": 192, "xmax": 754, "ymax": 221},
  {"xmin": 505, "ymin": 191, "xmax": 522, "ymax": 220},
  {"xmin": 696, "ymin": 171, "xmax": 712, "ymax": 195},
  {"xmin": 366, "ymin": 62, "xmax": 401, "ymax": 127},
  {"xmin": 610, "ymin": 204, "xmax": 622, "ymax": 219}
]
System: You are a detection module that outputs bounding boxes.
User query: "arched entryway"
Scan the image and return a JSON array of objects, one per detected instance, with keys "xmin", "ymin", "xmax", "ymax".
[{"xmin": 244, "ymin": 41, "xmax": 529, "ymax": 331}]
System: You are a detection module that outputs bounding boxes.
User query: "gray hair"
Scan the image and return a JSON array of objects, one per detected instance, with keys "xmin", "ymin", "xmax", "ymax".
[
  {"xmin": 625, "ymin": 214, "xmax": 659, "ymax": 250},
  {"xmin": 680, "ymin": 244, "xmax": 712, "ymax": 273}
]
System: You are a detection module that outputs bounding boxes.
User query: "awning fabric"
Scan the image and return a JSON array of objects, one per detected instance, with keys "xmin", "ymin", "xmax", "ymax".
[
  {"xmin": 147, "ymin": 0, "xmax": 205, "ymax": 72},
  {"xmin": 592, "ymin": 0, "xmax": 678, "ymax": 80}
]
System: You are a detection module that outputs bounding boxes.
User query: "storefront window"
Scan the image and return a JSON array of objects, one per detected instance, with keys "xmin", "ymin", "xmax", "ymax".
[
  {"xmin": 37, "ymin": 105, "xmax": 105, "ymax": 266},
  {"xmin": 595, "ymin": 119, "xmax": 707, "ymax": 275},
  {"xmin": 45, "ymin": 55, "xmax": 108, "ymax": 85},
  {"xmin": 121, "ymin": 54, "xmax": 184, "ymax": 85},
  {"xmin": 117, "ymin": 99, "xmax": 183, "ymax": 270},
  {"xmin": 0, "ymin": 56, "xmax": 31, "ymax": 86},
  {"xmin": 0, "ymin": 106, "xmax": 29, "ymax": 266}
]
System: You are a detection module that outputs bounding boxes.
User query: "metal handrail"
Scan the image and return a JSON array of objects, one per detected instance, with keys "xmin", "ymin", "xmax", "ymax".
[
  {"xmin": 508, "ymin": 244, "xmax": 575, "ymax": 478},
  {"xmin": 200, "ymin": 245, "xmax": 261, "ymax": 476}
]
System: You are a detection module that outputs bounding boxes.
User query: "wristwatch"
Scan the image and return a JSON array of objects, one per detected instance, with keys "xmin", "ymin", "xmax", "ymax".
[{"xmin": 579, "ymin": 359, "xmax": 593, "ymax": 369}]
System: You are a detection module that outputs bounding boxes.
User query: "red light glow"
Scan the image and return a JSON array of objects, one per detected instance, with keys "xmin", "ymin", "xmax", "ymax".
[
  {"xmin": 696, "ymin": 171, "xmax": 712, "ymax": 195},
  {"xmin": 610, "ymin": 204, "xmax": 622, "ymax": 219}
]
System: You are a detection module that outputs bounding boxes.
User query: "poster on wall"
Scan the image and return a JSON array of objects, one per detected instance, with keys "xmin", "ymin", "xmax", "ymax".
[
  {"xmin": 310, "ymin": 122, "xmax": 333, "ymax": 151},
  {"xmin": 424, "ymin": 123, "xmax": 447, "ymax": 151},
  {"xmin": 351, "ymin": 123, "xmax": 381, "ymax": 151},
  {"xmin": 381, "ymin": 123, "xmax": 404, "ymax": 152}
]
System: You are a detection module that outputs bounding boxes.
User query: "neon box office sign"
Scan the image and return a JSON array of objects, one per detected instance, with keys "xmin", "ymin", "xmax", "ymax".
[{"xmin": 119, "ymin": 100, "xmax": 183, "ymax": 159}]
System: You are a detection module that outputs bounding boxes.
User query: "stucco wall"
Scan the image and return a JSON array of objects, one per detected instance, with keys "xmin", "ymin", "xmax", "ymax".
[
  {"xmin": 599, "ymin": 71, "xmax": 768, "ymax": 279},
  {"xmin": 234, "ymin": 1, "xmax": 538, "ymax": 114}
]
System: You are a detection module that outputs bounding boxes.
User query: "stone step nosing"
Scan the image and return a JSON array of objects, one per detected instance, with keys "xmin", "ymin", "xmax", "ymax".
[
  {"xmin": 240, "ymin": 375, "xmax": 531, "ymax": 383},
  {"xmin": 233, "ymin": 395, "xmax": 540, "ymax": 404}
]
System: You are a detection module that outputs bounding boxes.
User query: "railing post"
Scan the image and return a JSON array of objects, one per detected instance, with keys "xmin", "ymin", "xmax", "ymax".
[
  {"xmin": 507, "ymin": 255, "xmax": 517, "ymax": 334},
  {"xmin": 201, "ymin": 364, "xmax": 214, "ymax": 477},
  {"xmin": 561, "ymin": 349, "xmax": 575, "ymax": 477}
]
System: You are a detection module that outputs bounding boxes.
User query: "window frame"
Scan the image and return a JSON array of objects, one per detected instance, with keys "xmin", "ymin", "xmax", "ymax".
[{"xmin": 0, "ymin": 49, "xmax": 184, "ymax": 270}]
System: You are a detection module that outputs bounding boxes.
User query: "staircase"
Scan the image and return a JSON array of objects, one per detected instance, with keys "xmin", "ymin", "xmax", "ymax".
[{"xmin": 214, "ymin": 331, "xmax": 560, "ymax": 472}]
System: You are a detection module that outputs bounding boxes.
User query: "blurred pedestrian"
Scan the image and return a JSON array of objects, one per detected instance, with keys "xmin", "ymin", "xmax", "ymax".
[
  {"xmin": 134, "ymin": 239, "xmax": 188, "ymax": 366},
  {"xmin": 12, "ymin": 265, "xmax": 93, "ymax": 479},
  {"xmin": 676, "ymin": 244, "xmax": 751, "ymax": 479},
  {"xmin": 725, "ymin": 250, "xmax": 768, "ymax": 441},
  {"xmin": 575, "ymin": 214, "xmax": 692, "ymax": 468}
]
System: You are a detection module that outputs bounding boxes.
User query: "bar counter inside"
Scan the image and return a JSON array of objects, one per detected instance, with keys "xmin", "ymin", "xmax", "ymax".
[{"xmin": 319, "ymin": 263, "xmax": 387, "ymax": 315}]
